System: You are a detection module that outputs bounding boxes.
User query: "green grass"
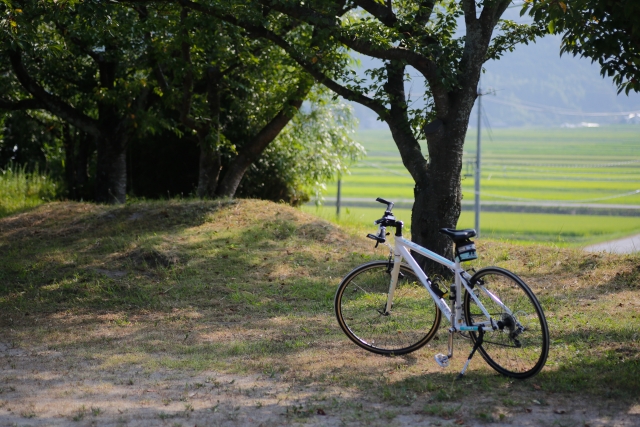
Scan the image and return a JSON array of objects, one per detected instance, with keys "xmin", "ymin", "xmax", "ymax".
[
  {"xmin": 303, "ymin": 206, "xmax": 640, "ymax": 246},
  {"xmin": 1, "ymin": 199, "xmax": 639, "ymax": 424},
  {"xmin": 325, "ymin": 125, "xmax": 640, "ymax": 206},
  {"xmin": 314, "ymin": 125, "xmax": 640, "ymax": 244},
  {"xmin": 0, "ymin": 163, "xmax": 60, "ymax": 218}
]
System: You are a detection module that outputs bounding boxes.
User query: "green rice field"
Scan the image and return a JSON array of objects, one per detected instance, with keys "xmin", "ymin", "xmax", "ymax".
[
  {"xmin": 302, "ymin": 206, "xmax": 640, "ymax": 246},
  {"xmin": 307, "ymin": 125, "xmax": 640, "ymax": 246}
]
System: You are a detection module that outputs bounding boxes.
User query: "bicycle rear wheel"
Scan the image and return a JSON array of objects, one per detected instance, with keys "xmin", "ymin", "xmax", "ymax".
[
  {"xmin": 335, "ymin": 261, "xmax": 441, "ymax": 355},
  {"xmin": 464, "ymin": 267, "xmax": 549, "ymax": 379}
]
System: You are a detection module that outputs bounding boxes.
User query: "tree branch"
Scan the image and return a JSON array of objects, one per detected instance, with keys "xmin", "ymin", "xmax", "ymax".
[
  {"xmin": 0, "ymin": 98, "xmax": 42, "ymax": 111},
  {"xmin": 216, "ymin": 76, "xmax": 314, "ymax": 197},
  {"xmin": 176, "ymin": 0, "xmax": 388, "ymax": 118},
  {"xmin": 461, "ymin": 0, "xmax": 478, "ymax": 23},
  {"xmin": 353, "ymin": 0, "xmax": 398, "ymax": 27},
  {"xmin": 8, "ymin": 49, "xmax": 101, "ymax": 137},
  {"xmin": 245, "ymin": 77, "xmax": 313, "ymax": 160},
  {"xmin": 254, "ymin": 0, "xmax": 448, "ymax": 109},
  {"xmin": 479, "ymin": 0, "xmax": 512, "ymax": 30},
  {"xmin": 258, "ymin": 0, "xmax": 440, "ymax": 81},
  {"xmin": 414, "ymin": 0, "xmax": 437, "ymax": 26},
  {"xmin": 384, "ymin": 62, "xmax": 429, "ymax": 183}
]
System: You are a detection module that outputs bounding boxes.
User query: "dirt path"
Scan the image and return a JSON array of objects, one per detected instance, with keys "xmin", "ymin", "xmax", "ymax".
[
  {"xmin": 2, "ymin": 341, "xmax": 639, "ymax": 427},
  {"xmin": 585, "ymin": 233, "xmax": 640, "ymax": 254}
]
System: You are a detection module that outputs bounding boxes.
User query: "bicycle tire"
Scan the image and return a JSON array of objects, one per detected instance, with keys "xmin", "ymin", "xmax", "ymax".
[
  {"xmin": 463, "ymin": 267, "xmax": 549, "ymax": 379},
  {"xmin": 335, "ymin": 261, "xmax": 441, "ymax": 355}
]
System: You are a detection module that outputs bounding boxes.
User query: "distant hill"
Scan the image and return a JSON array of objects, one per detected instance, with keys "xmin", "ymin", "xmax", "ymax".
[
  {"xmin": 350, "ymin": 27, "xmax": 640, "ymax": 129},
  {"xmin": 480, "ymin": 35, "xmax": 640, "ymax": 128}
]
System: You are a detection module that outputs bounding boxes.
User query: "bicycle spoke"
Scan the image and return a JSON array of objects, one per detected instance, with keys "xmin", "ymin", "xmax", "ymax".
[
  {"xmin": 464, "ymin": 267, "xmax": 549, "ymax": 379},
  {"xmin": 336, "ymin": 261, "xmax": 441, "ymax": 355}
]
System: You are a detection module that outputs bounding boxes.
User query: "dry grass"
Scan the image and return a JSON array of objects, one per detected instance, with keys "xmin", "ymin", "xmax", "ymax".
[{"xmin": 0, "ymin": 199, "xmax": 638, "ymax": 426}]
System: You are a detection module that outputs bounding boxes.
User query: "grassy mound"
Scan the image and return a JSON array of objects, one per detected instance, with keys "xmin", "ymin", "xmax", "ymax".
[
  {"xmin": 0, "ymin": 199, "xmax": 639, "ymax": 425},
  {"xmin": 0, "ymin": 199, "xmax": 373, "ymax": 316}
]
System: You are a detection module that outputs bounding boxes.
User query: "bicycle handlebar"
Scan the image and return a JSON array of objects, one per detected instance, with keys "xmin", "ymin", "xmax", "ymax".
[
  {"xmin": 367, "ymin": 198, "xmax": 404, "ymax": 246},
  {"xmin": 376, "ymin": 197, "xmax": 394, "ymax": 213}
]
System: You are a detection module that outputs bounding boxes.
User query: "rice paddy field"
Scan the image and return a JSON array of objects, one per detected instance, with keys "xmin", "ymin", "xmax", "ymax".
[{"xmin": 304, "ymin": 125, "xmax": 640, "ymax": 246}]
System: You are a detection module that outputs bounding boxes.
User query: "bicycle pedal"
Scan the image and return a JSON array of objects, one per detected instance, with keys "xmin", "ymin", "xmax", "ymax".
[{"xmin": 434, "ymin": 353, "xmax": 450, "ymax": 368}]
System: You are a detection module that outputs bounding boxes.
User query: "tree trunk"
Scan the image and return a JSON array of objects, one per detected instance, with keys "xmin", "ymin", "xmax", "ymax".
[
  {"xmin": 63, "ymin": 123, "xmax": 78, "ymax": 200},
  {"xmin": 195, "ymin": 66, "xmax": 223, "ymax": 198},
  {"xmin": 411, "ymin": 123, "xmax": 466, "ymax": 276},
  {"xmin": 63, "ymin": 124, "xmax": 92, "ymax": 200},
  {"xmin": 216, "ymin": 77, "xmax": 313, "ymax": 198},
  {"xmin": 215, "ymin": 153, "xmax": 252, "ymax": 198},
  {"xmin": 95, "ymin": 132, "xmax": 127, "ymax": 204},
  {"xmin": 196, "ymin": 137, "xmax": 222, "ymax": 198}
]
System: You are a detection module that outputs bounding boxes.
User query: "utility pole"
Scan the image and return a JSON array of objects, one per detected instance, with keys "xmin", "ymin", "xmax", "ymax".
[
  {"xmin": 475, "ymin": 82, "xmax": 482, "ymax": 236},
  {"xmin": 336, "ymin": 177, "xmax": 342, "ymax": 217}
]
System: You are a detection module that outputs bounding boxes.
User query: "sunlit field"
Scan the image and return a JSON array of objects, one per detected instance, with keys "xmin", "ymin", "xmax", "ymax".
[
  {"xmin": 302, "ymin": 206, "xmax": 640, "ymax": 246},
  {"xmin": 311, "ymin": 125, "xmax": 640, "ymax": 245}
]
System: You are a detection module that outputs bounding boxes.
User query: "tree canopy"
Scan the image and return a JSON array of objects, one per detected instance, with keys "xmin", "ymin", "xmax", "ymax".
[
  {"xmin": 180, "ymin": 0, "xmax": 542, "ymax": 265},
  {"xmin": 1, "ymin": 0, "xmax": 547, "ymax": 262},
  {"xmin": 523, "ymin": 0, "xmax": 640, "ymax": 94},
  {"xmin": 0, "ymin": 0, "xmax": 361, "ymax": 204}
]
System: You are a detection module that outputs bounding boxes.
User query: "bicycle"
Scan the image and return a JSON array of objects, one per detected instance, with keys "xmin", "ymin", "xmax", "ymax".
[{"xmin": 334, "ymin": 198, "xmax": 549, "ymax": 379}]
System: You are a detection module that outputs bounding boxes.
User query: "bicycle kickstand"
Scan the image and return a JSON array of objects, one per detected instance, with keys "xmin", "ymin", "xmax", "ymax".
[{"xmin": 457, "ymin": 326, "xmax": 484, "ymax": 380}]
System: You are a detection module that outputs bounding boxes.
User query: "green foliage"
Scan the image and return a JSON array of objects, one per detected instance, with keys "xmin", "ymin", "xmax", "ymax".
[
  {"xmin": 0, "ymin": 162, "xmax": 60, "ymax": 217},
  {"xmin": 288, "ymin": 0, "xmax": 544, "ymax": 138},
  {"xmin": 523, "ymin": 0, "xmax": 640, "ymax": 94},
  {"xmin": 238, "ymin": 89, "xmax": 365, "ymax": 205},
  {"xmin": 0, "ymin": 1, "xmax": 361, "ymax": 203},
  {"xmin": 2, "ymin": 0, "xmax": 153, "ymax": 113}
]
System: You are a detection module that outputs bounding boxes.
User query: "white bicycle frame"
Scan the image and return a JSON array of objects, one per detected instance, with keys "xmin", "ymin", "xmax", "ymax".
[{"xmin": 382, "ymin": 233, "xmax": 514, "ymax": 334}]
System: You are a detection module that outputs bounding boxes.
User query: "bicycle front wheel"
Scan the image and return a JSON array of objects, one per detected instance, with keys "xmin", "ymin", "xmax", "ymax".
[
  {"xmin": 464, "ymin": 267, "xmax": 549, "ymax": 379},
  {"xmin": 335, "ymin": 261, "xmax": 441, "ymax": 355}
]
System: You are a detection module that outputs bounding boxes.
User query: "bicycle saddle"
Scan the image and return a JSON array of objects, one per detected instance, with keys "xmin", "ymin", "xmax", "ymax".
[{"xmin": 439, "ymin": 228, "xmax": 476, "ymax": 242}]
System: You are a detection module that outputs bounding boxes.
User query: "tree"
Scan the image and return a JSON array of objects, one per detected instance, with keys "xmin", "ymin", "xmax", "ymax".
[
  {"xmin": 150, "ymin": 4, "xmax": 359, "ymax": 199},
  {"xmin": 523, "ymin": 0, "xmax": 640, "ymax": 94},
  {"xmin": 174, "ymin": 7, "xmax": 314, "ymax": 198},
  {"xmin": 2, "ymin": 1, "xmax": 361, "ymax": 204},
  {"xmin": 1, "ymin": 1, "xmax": 161, "ymax": 203},
  {"xmin": 237, "ymin": 89, "xmax": 365, "ymax": 205},
  {"xmin": 172, "ymin": 0, "xmax": 541, "ymax": 271}
]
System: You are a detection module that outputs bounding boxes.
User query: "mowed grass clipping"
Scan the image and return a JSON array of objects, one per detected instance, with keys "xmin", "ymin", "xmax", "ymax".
[
  {"xmin": 1, "ymin": 199, "xmax": 639, "ymax": 426},
  {"xmin": 303, "ymin": 206, "xmax": 640, "ymax": 246}
]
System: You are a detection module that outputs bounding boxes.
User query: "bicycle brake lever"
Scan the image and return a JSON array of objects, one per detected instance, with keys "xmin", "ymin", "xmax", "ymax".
[{"xmin": 366, "ymin": 232, "xmax": 386, "ymax": 248}]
